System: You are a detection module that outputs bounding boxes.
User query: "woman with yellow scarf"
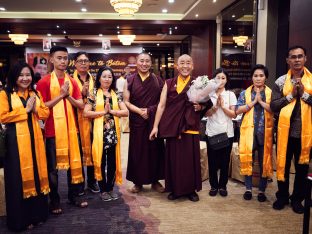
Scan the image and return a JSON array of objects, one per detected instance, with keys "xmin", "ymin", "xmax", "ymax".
[
  {"xmin": 0, "ymin": 62, "xmax": 49, "ymax": 231},
  {"xmin": 235, "ymin": 64, "xmax": 274, "ymax": 202},
  {"xmin": 84, "ymin": 66, "xmax": 128, "ymax": 201}
]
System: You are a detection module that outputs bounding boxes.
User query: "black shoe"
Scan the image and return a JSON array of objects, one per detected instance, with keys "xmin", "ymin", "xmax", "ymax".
[
  {"xmin": 188, "ymin": 192, "xmax": 199, "ymax": 202},
  {"xmin": 243, "ymin": 191, "xmax": 252, "ymax": 200},
  {"xmin": 209, "ymin": 188, "xmax": 218, "ymax": 197},
  {"xmin": 167, "ymin": 192, "xmax": 178, "ymax": 200},
  {"xmin": 257, "ymin": 193, "xmax": 267, "ymax": 202},
  {"xmin": 273, "ymin": 199, "xmax": 289, "ymax": 210},
  {"xmin": 88, "ymin": 183, "xmax": 100, "ymax": 193},
  {"xmin": 291, "ymin": 201, "xmax": 304, "ymax": 214},
  {"xmin": 219, "ymin": 189, "xmax": 228, "ymax": 197}
]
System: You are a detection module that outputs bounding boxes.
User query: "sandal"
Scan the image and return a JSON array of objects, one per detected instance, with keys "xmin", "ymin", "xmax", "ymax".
[
  {"xmin": 49, "ymin": 202, "xmax": 63, "ymax": 215},
  {"xmin": 68, "ymin": 197, "xmax": 88, "ymax": 208}
]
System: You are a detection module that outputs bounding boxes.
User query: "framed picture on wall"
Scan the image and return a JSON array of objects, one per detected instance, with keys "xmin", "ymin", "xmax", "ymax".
[
  {"xmin": 244, "ymin": 40, "xmax": 252, "ymax": 52},
  {"xmin": 102, "ymin": 39, "xmax": 111, "ymax": 52},
  {"xmin": 43, "ymin": 38, "xmax": 52, "ymax": 51}
]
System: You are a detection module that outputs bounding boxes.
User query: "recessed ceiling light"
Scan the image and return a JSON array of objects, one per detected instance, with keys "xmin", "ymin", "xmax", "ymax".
[
  {"xmin": 229, "ymin": 27, "xmax": 232, "ymax": 30},
  {"xmin": 47, "ymin": 33, "xmax": 52, "ymax": 36},
  {"xmin": 53, "ymin": 42, "xmax": 56, "ymax": 46},
  {"xmin": 117, "ymin": 31, "xmax": 120, "ymax": 34},
  {"xmin": 174, "ymin": 26, "xmax": 178, "ymax": 30},
  {"xmin": 232, "ymin": 14, "xmax": 235, "ymax": 18},
  {"xmin": 117, "ymin": 26, "xmax": 120, "ymax": 29},
  {"xmin": 213, "ymin": 0, "xmax": 217, "ymax": 3},
  {"xmin": 63, "ymin": 31, "xmax": 66, "ymax": 34},
  {"xmin": 81, "ymin": 8, "xmax": 87, "ymax": 12},
  {"xmin": 157, "ymin": 43, "xmax": 160, "ymax": 46},
  {"xmin": 195, "ymin": 14, "xmax": 199, "ymax": 18},
  {"xmin": 75, "ymin": 0, "xmax": 82, "ymax": 2},
  {"xmin": 99, "ymin": 34, "xmax": 103, "ymax": 37},
  {"xmin": 142, "ymin": 48, "xmax": 145, "ymax": 51},
  {"xmin": 234, "ymin": 46, "xmax": 237, "ymax": 48},
  {"xmin": 162, "ymin": 9, "xmax": 168, "ymax": 13},
  {"xmin": 56, "ymin": 25, "xmax": 60, "ymax": 28},
  {"xmin": 7, "ymin": 30, "xmax": 10, "ymax": 33},
  {"xmin": 0, "ymin": 7, "xmax": 6, "ymax": 11},
  {"xmin": 168, "ymin": 0, "xmax": 174, "ymax": 3}
]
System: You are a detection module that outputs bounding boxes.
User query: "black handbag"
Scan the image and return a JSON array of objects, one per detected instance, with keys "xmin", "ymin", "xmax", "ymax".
[{"xmin": 208, "ymin": 132, "xmax": 230, "ymax": 150}]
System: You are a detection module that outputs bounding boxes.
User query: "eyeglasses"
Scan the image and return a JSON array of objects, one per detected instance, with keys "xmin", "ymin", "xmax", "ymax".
[
  {"xmin": 288, "ymin": 54, "xmax": 305, "ymax": 60},
  {"xmin": 76, "ymin": 59, "xmax": 90, "ymax": 64}
]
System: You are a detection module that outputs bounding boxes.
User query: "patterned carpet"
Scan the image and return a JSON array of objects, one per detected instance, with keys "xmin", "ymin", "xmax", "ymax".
[{"xmin": 0, "ymin": 133, "xmax": 310, "ymax": 233}]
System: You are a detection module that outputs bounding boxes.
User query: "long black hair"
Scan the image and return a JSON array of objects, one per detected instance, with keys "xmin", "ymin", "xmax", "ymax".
[
  {"xmin": 6, "ymin": 61, "xmax": 36, "ymax": 94},
  {"xmin": 95, "ymin": 66, "xmax": 116, "ymax": 91},
  {"xmin": 213, "ymin": 68, "xmax": 231, "ymax": 90}
]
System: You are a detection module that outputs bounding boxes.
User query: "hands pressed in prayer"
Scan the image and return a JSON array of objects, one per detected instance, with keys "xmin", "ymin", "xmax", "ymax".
[{"xmin": 26, "ymin": 96, "xmax": 36, "ymax": 113}]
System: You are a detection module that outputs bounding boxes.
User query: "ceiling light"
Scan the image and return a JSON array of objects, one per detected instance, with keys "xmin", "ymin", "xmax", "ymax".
[
  {"xmin": 213, "ymin": 0, "xmax": 217, "ymax": 3},
  {"xmin": 7, "ymin": 30, "xmax": 10, "ymax": 33},
  {"xmin": 232, "ymin": 14, "xmax": 236, "ymax": 18},
  {"xmin": 233, "ymin": 36, "xmax": 248, "ymax": 46},
  {"xmin": 168, "ymin": 0, "xmax": 174, "ymax": 3},
  {"xmin": 118, "ymin": 35, "xmax": 136, "ymax": 45},
  {"xmin": 110, "ymin": 0, "xmax": 142, "ymax": 17},
  {"xmin": 174, "ymin": 26, "xmax": 178, "ymax": 30},
  {"xmin": 157, "ymin": 43, "xmax": 160, "ymax": 46},
  {"xmin": 99, "ymin": 34, "xmax": 103, "ymax": 37},
  {"xmin": 81, "ymin": 8, "xmax": 87, "ymax": 12},
  {"xmin": 169, "ymin": 28, "xmax": 172, "ymax": 35},
  {"xmin": 229, "ymin": 27, "xmax": 232, "ymax": 30},
  {"xmin": 53, "ymin": 42, "xmax": 56, "ymax": 46},
  {"xmin": 162, "ymin": 9, "xmax": 168, "ymax": 13},
  {"xmin": 9, "ymin": 34, "xmax": 29, "ymax": 45},
  {"xmin": 63, "ymin": 31, "xmax": 67, "ymax": 34},
  {"xmin": 47, "ymin": 33, "xmax": 52, "ymax": 37},
  {"xmin": 0, "ymin": 7, "xmax": 6, "ymax": 11},
  {"xmin": 195, "ymin": 14, "xmax": 199, "ymax": 18},
  {"xmin": 117, "ymin": 31, "xmax": 120, "ymax": 34},
  {"xmin": 56, "ymin": 25, "xmax": 60, "ymax": 28},
  {"xmin": 117, "ymin": 26, "xmax": 120, "ymax": 29},
  {"xmin": 75, "ymin": 0, "xmax": 82, "ymax": 2}
]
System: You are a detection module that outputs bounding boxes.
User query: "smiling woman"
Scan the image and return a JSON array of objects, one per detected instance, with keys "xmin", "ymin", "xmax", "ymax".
[{"xmin": 0, "ymin": 62, "xmax": 50, "ymax": 231}]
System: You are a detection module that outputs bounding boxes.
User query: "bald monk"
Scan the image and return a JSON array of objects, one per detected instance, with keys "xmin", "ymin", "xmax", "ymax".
[
  {"xmin": 150, "ymin": 54, "xmax": 212, "ymax": 202},
  {"xmin": 124, "ymin": 52, "xmax": 165, "ymax": 193}
]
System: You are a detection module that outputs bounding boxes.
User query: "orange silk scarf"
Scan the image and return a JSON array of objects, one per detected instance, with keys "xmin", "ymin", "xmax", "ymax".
[
  {"xmin": 50, "ymin": 71, "xmax": 83, "ymax": 183},
  {"xmin": 11, "ymin": 91, "xmax": 49, "ymax": 198},
  {"xmin": 73, "ymin": 70, "xmax": 93, "ymax": 166},
  {"xmin": 92, "ymin": 89, "xmax": 122, "ymax": 185},
  {"xmin": 276, "ymin": 67, "xmax": 312, "ymax": 181},
  {"xmin": 239, "ymin": 85, "xmax": 274, "ymax": 177}
]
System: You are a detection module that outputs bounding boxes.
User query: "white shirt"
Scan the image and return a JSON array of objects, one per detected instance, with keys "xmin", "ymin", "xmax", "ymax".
[
  {"xmin": 116, "ymin": 76, "xmax": 126, "ymax": 93},
  {"xmin": 205, "ymin": 90, "xmax": 237, "ymax": 137}
]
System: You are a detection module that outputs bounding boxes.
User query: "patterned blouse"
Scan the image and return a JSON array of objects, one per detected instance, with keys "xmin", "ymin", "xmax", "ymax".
[{"xmin": 87, "ymin": 88, "xmax": 121, "ymax": 149}]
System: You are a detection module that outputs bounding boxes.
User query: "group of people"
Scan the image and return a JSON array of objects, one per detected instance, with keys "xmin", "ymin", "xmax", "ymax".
[{"xmin": 0, "ymin": 45, "xmax": 311, "ymax": 232}]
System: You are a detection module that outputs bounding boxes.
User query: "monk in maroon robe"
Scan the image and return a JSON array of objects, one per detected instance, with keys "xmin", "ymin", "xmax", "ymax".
[
  {"xmin": 150, "ymin": 54, "xmax": 212, "ymax": 202},
  {"xmin": 124, "ymin": 53, "xmax": 165, "ymax": 193}
]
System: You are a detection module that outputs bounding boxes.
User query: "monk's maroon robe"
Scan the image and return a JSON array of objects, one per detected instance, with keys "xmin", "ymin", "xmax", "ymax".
[
  {"xmin": 159, "ymin": 77, "xmax": 209, "ymax": 196},
  {"xmin": 126, "ymin": 73, "xmax": 165, "ymax": 185}
]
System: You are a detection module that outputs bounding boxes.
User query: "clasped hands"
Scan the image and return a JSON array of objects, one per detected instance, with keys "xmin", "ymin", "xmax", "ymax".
[
  {"xmin": 292, "ymin": 78, "xmax": 304, "ymax": 98},
  {"xmin": 26, "ymin": 95, "xmax": 37, "ymax": 113}
]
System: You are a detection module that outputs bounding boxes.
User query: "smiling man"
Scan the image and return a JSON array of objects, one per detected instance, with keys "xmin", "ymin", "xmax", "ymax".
[
  {"xmin": 271, "ymin": 45, "xmax": 312, "ymax": 214},
  {"xmin": 150, "ymin": 54, "xmax": 212, "ymax": 202},
  {"xmin": 123, "ymin": 52, "xmax": 165, "ymax": 193}
]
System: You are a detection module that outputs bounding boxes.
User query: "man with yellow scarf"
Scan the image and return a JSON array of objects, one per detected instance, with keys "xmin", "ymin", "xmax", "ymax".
[
  {"xmin": 271, "ymin": 46, "xmax": 312, "ymax": 214},
  {"xmin": 36, "ymin": 46, "xmax": 87, "ymax": 214},
  {"xmin": 73, "ymin": 51, "xmax": 100, "ymax": 194}
]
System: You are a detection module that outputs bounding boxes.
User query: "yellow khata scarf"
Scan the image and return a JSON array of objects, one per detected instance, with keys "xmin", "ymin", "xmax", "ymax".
[
  {"xmin": 276, "ymin": 67, "xmax": 312, "ymax": 181},
  {"xmin": 92, "ymin": 89, "xmax": 122, "ymax": 185},
  {"xmin": 73, "ymin": 70, "xmax": 94, "ymax": 166},
  {"xmin": 50, "ymin": 71, "xmax": 83, "ymax": 184},
  {"xmin": 11, "ymin": 91, "xmax": 49, "ymax": 198},
  {"xmin": 239, "ymin": 85, "xmax": 274, "ymax": 177}
]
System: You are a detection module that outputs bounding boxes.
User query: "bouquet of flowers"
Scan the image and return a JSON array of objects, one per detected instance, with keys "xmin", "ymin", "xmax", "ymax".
[{"xmin": 187, "ymin": 75, "xmax": 221, "ymax": 103}]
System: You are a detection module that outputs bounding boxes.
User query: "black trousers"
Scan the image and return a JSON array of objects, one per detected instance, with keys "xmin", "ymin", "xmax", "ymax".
[
  {"xmin": 206, "ymin": 137, "xmax": 234, "ymax": 190},
  {"xmin": 276, "ymin": 137, "xmax": 310, "ymax": 203},
  {"xmin": 98, "ymin": 146, "xmax": 116, "ymax": 193},
  {"xmin": 46, "ymin": 137, "xmax": 83, "ymax": 204}
]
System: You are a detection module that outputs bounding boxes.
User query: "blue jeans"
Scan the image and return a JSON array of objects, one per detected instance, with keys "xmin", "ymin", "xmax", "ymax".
[{"xmin": 245, "ymin": 136, "xmax": 267, "ymax": 192}]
